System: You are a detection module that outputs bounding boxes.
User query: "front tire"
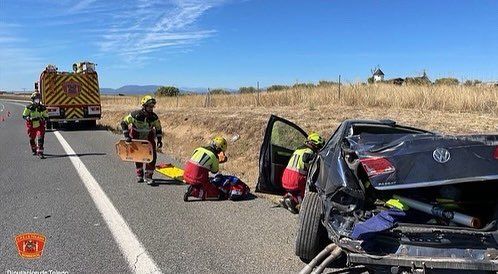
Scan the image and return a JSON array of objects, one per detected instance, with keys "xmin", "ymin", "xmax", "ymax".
[{"xmin": 295, "ymin": 191, "xmax": 328, "ymax": 262}]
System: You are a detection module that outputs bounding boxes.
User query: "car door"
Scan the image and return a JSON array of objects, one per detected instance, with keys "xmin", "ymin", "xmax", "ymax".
[{"xmin": 256, "ymin": 115, "xmax": 307, "ymax": 194}]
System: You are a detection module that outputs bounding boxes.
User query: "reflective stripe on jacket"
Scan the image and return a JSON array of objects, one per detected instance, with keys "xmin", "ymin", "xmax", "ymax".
[
  {"xmin": 183, "ymin": 147, "xmax": 219, "ymax": 185},
  {"xmin": 23, "ymin": 104, "xmax": 48, "ymax": 128},
  {"xmin": 121, "ymin": 109, "xmax": 162, "ymax": 139},
  {"xmin": 282, "ymin": 147, "xmax": 314, "ymax": 192}
]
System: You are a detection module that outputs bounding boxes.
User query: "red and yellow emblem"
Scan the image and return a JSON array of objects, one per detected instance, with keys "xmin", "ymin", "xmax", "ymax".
[
  {"xmin": 63, "ymin": 80, "xmax": 81, "ymax": 98},
  {"xmin": 15, "ymin": 232, "xmax": 46, "ymax": 259}
]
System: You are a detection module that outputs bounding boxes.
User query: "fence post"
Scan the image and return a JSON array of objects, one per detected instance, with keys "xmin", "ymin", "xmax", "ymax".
[
  {"xmin": 207, "ymin": 88, "xmax": 211, "ymax": 107},
  {"xmin": 338, "ymin": 75, "xmax": 341, "ymax": 100},
  {"xmin": 257, "ymin": 81, "xmax": 260, "ymax": 106}
]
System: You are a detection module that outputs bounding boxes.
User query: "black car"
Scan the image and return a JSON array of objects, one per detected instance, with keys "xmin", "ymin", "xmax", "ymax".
[{"xmin": 257, "ymin": 115, "xmax": 498, "ymax": 273}]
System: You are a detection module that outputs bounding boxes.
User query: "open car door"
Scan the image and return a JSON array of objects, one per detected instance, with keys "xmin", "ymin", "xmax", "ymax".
[{"xmin": 256, "ymin": 115, "xmax": 307, "ymax": 194}]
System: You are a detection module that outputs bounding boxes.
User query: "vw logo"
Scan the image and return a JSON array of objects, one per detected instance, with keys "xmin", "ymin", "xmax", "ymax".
[{"xmin": 433, "ymin": 148, "xmax": 451, "ymax": 163}]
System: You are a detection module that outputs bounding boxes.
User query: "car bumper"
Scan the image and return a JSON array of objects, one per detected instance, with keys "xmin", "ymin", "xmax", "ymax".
[{"xmin": 348, "ymin": 252, "xmax": 498, "ymax": 271}]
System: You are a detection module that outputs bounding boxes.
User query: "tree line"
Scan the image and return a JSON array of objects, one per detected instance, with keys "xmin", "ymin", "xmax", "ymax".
[{"xmin": 154, "ymin": 78, "xmax": 488, "ymax": 97}]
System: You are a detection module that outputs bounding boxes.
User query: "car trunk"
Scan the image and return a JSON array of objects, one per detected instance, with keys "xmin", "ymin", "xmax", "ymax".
[{"xmin": 323, "ymin": 133, "xmax": 498, "ymax": 247}]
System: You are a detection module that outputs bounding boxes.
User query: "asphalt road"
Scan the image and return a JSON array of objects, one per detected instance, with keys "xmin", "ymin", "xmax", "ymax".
[{"xmin": 0, "ymin": 100, "xmax": 309, "ymax": 273}]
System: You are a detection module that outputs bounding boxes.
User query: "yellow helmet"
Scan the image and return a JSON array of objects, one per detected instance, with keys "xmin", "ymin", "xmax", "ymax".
[
  {"xmin": 307, "ymin": 132, "xmax": 324, "ymax": 148},
  {"xmin": 141, "ymin": 95, "xmax": 156, "ymax": 106},
  {"xmin": 211, "ymin": 136, "xmax": 227, "ymax": 152},
  {"xmin": 30, "ymin": 92, "xmax": 41, "ymax": 101}
]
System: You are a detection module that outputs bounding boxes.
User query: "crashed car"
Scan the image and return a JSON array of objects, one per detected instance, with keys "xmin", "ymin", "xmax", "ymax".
[{"xmin": 257, "ymin": 115, "xmax": 498, "ymax": 273}]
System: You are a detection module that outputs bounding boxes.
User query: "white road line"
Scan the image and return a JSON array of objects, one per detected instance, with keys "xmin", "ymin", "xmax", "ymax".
[{"xmin": 53, "ymin": 131, "xmax": 162, "ymax": 274}]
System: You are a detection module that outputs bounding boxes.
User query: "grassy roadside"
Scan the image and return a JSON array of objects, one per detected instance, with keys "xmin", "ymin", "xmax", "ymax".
[{"xmin": 100, "ymin": 97, "xmax": 498, "ymax": 193}]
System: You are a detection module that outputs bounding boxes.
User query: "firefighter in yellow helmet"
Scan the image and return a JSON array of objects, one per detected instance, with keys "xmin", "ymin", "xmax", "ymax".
[
  {"xmin": 22, "ymin": 91, "xmax": 49, "ymax": 159},
  {"xmin": 120, "ymin": 95, "xmax": 163, "ymax": 185},
  {"xmin": 280, "ymin": 132, "xmax": 324, "ymax": 213},
  {"xmin": 183, "ymin": 136, "xmax": 228, "ymax": 201}
]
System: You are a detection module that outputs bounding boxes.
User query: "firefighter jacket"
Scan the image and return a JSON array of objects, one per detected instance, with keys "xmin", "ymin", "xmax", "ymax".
[
  {"xmin": 282, "ymin": 146, "xmax": 315, "ymax": 192},
  {"xmin": 121, "ymin": 109, "xmax": 162, "ymax": 140},
  {"xmin": 22, "ymin": 104, "xmax": 49, "ymax": 128},
  {"xmin": 183, "ymin": 146, "xmax": 219, "ymax": 185}
]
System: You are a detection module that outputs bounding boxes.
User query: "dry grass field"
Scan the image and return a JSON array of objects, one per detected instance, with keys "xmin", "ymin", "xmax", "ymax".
[{"xmin": 100, "ymin": 84, "xmax": 498, "ymax": 189}]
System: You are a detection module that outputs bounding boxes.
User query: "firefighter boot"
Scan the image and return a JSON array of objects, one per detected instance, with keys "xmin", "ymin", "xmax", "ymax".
[
  {"xmin": 284, "ymin": 196, "xmax": 299, "ymax": 214},
  {"xmin": 136, "ymin": 169, "xmax": 144, "ymax": 183},
  {"xmin": 37, "ymin": 138, "xmax": 45, "ymax": 159},
  {"xmin": 30, "ymin": 139, "xmax": 36, "ymax": 155},
  {"xmin": 145, "ymin": 170, "xmax": 156, "ymax": 186}
]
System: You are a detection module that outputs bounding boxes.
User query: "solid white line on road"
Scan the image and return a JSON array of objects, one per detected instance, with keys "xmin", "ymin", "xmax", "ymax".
[{"xmin": 53, "ymin": 131, "xmax": 162, "ymax": 274}]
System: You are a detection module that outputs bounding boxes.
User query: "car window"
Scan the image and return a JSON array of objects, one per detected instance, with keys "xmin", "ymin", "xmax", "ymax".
[
  {"xmin": 352, "ymin": 124, "xmax": 425, "ymax": 135},
  {"xmin": 271, "ymin": 121, "xmax": 306, "ymax": 150}
]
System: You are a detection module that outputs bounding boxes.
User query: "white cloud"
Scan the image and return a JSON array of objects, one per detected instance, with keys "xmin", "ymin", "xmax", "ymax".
[
  {"xmin": 92, "ymin": 0, "xmax": 227, "ymax": 62},
  {"xmin": 67, "ymin": 0, "xmax": 99, "ymax": 13}
]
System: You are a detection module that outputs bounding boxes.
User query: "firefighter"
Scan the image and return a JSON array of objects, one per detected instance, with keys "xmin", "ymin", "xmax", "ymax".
[
  {"xmin": 280, "ymin": 132, "xmax": 324, "ymax": 213},
  {"xmin": 120, "ymin": 95, "xmax": 163, "ymax": 185},
  {"xmin": 183, "ymin": 137, "xmax": 228, "ymax": 201},
  {"xmin": 23, "ymin": 92, "xmax": 49, "ymax": 159}
]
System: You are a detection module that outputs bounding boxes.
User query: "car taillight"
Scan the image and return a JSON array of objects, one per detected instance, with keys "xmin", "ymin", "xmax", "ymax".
[
  {"xmin": 493, "ymin": 147, "xmax": 498, "ymax": 160},
  {"xmin": 359, "ymin": 157, "xmax": 395, "ymax": 177}
]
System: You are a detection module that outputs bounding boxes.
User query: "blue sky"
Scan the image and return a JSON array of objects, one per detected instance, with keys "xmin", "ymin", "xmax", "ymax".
[{"xmin": 1, "ymin": 0, "xmax": 497, "ymax": 90}]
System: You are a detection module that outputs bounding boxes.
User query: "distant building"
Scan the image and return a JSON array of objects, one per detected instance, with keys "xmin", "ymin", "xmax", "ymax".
[{"xmin": 373, "ymin": 68, "xmax": 385, "ymax": 82}]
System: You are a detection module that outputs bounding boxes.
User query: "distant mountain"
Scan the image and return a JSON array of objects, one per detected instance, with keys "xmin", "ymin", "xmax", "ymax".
[{"xmin": 101, "ymin": 85, "xmax": 235, "ymax": 94}]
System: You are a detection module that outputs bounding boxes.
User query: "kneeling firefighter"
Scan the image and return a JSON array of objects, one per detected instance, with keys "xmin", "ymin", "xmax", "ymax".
[
  {"xmin": 22, "ymin": 92, "xmax": 49, "ymax": 159},
  {"xmin": 183, "ymin": 137, "xmax": 228, "ymax": 201},
  {"xmin": 120, "ymin": 95, "xmax": 163, "ymax": 185},
  {"xmin": 280, "ymin": 132, "xmax": 324, "ymax": 213}
]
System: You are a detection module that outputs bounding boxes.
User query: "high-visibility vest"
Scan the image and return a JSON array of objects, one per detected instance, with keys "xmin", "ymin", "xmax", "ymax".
[
  {"xmin": 23, "ymin": 104, "xmax": 48, "ymax": 128},
  {"xmin": 282, "ymin": 147, "xmax": 314, "ymax": 192},
  {"xmin": 183, "ymin": 147, "xmax": 219, "ymax": 185}
]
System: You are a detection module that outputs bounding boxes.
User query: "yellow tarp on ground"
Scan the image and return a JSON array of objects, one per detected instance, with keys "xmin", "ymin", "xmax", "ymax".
[{"xmin": 156, "ymin": 163, "xmax": 185, "ymax": 182}]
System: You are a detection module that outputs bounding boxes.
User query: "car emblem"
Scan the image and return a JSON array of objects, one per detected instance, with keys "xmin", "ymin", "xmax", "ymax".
[{"xmin": 433, "ymin": 148, "xmax": 451, "ymax": 163}]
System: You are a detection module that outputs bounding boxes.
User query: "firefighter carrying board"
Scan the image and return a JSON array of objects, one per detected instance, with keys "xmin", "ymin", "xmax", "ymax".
[{"xmin": 115, "ymin": 140, "xmax": 153, "ymax": 163}]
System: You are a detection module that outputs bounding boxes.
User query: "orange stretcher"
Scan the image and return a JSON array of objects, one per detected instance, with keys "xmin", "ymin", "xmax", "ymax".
[{"xmin": 115, "ymin": 139, "xmax": 154, "ymax": 163}]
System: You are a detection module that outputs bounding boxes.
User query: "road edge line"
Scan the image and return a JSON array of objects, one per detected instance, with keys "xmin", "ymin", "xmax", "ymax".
[{"xmin": 53, "ymin": 131, "xmax": 162, "ymax": 274}]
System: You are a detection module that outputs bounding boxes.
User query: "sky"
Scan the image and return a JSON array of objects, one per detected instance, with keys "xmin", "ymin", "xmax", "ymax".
[{"xmin": 0, "ymin": 0, "xmax": 497, "ymax": 91}]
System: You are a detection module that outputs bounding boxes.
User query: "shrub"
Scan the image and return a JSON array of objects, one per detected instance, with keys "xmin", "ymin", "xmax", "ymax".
[
  {"xmin": 155, "ymin": 86, "xmax": 180, "ymax": 97},
  {"xmin": 293, "ymin": 82, "xmax": 315, "ymax": 88},
  {"xmin": 210, "ymin": 88, "xmax": 230, "ymax": 95},
  {"xmin": 267, "ymin": 85, "xmax": 289, "ymax": 92},
  {"xmin": 435, "ymin": 78, "xmax": 460, "ymax": 86},
  {"xmin": 318, "ymin": 80, "xmax": 338, "ymax": 86},
  {"xmin": 463, "ymin": 80, "xmax": 482, "ymax": 86},
  {"xmin": 239, "ymin": 86, "xmax": 257, "ymax": 93}
]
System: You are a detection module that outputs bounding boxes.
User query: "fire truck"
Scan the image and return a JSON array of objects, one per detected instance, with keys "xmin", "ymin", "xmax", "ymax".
[{"xmin": 38, "ymin": 62, "xmax": 101, "ymax": 128}]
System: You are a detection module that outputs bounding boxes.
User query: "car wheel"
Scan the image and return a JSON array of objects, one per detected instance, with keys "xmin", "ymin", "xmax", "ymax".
[{"xmin": 295, "ymin": 191, "xmax": 328, "ymax": 263}]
